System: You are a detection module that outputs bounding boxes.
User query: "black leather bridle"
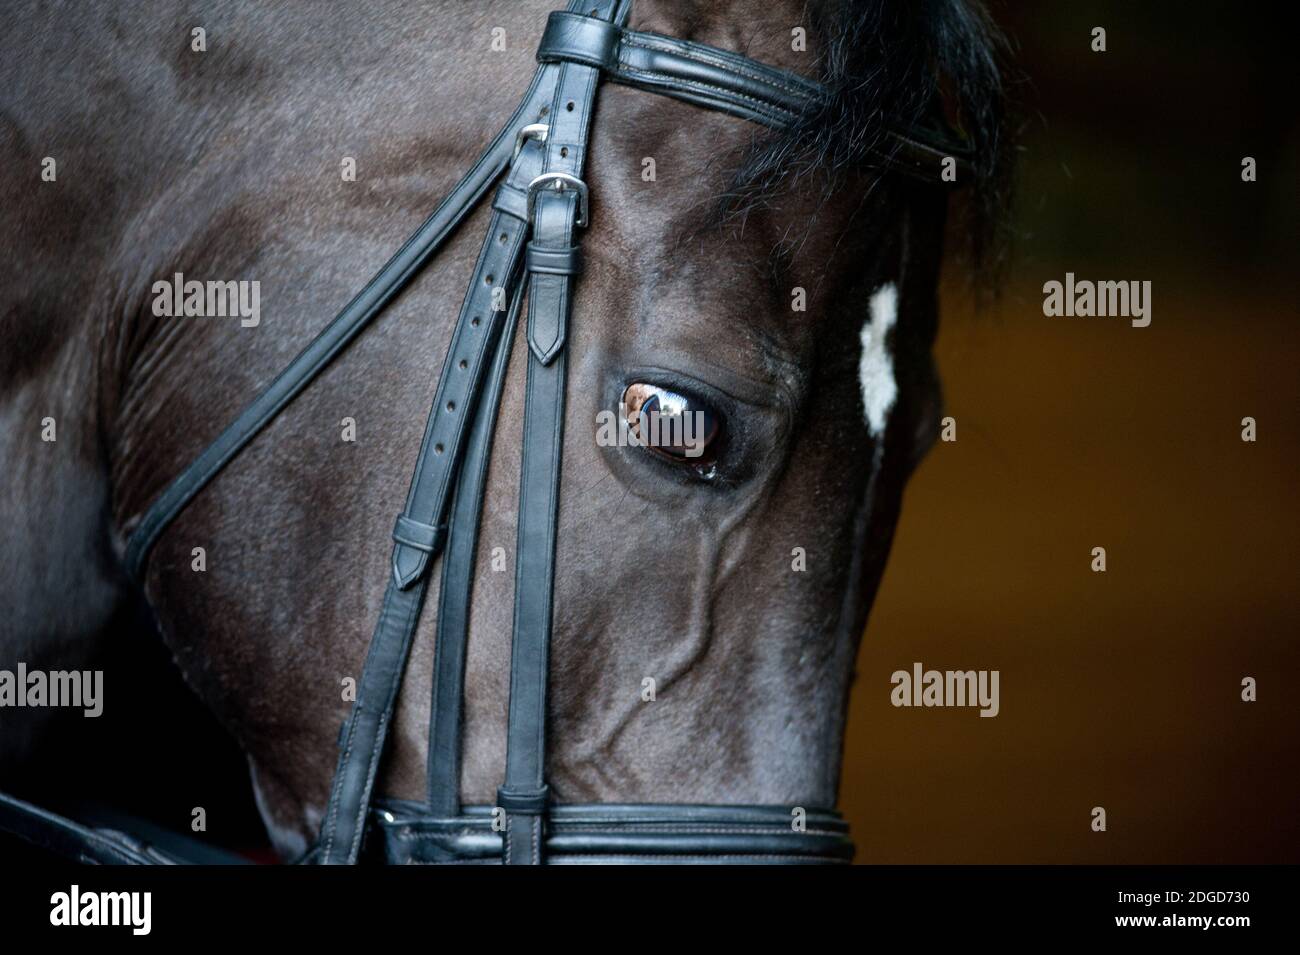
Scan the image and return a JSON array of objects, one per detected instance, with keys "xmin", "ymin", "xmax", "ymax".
[{"xmin": 0, "ymin": 0, "xmax": 969, "ymax": 865}]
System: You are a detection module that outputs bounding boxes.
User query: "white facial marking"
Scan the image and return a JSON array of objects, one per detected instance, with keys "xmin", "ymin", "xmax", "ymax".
[{"xmin": 858, "ymin": 282, "xmax": 899, "ymax": 437}]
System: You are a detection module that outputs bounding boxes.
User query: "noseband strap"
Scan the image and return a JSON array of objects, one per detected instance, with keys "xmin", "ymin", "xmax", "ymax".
[
  {"xmin": 1, "ymin": 1, "xmax": 975, "ymax": 866},
  {"xmin": 370, "ymin": 802, "xmax": 854, "ymax": 865}
]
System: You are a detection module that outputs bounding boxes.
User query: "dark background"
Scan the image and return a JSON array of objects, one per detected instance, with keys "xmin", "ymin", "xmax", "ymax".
[{"xmin": 841, "ymin": 0, "xmax": 1298, "ymax": 862}]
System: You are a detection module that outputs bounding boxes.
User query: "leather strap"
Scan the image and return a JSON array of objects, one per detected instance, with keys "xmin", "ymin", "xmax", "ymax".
[
  {"xmin": 0, "ymin": 792, "xmax": 170, "ymax": 865},
  {"xmin": 372, "ymin": 800, "xmax": 854, "ymax": 865},
  {"xmin": 120, "ymin": 3, "xmax": 592, "ymax": 581},
  {"xmin": 497, "ymin": 3, "xmax": 614, "ymax": 864},
  {"xmin": 538, "ymin": 11, "xmax": 820, "ymax": 127},
  {"xmin": 525, "ymin": 242, "xmax": 583, "ymax": 276},
  {"xmin": 317, "ymin": 577, "xmax": 427, "ymax": 864},
  {"xmin": 0, "ymin": 792, "xmax": 250, "ymax": 865},
  {"xmin": 392, "ymin": 515, "xmax": 443, "ymax": 553},
  {"xmin": 316, "ymin": 111, "xmax": 554, "ymax": 868},
  {"xmin": 426, "ymin": 281, "xmax": 526, "ymax": 814},
  {"xmin": 536, "ymin": 10, "xmax": 972, "ymax": 181},
  {"xmin": 389, "ymin": 162, "xmax": 541, "ymax": 590}
]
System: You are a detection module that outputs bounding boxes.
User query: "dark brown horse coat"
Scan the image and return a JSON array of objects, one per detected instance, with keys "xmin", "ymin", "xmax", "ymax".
[{"xmin": 0, "ymin": 0, "xmax": 1002, "ymax": 857}]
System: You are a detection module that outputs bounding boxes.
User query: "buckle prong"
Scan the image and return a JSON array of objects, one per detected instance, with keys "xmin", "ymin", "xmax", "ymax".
[{"xmin": 526, "ymin": 171, "xmax": 589, "ymax": 228}]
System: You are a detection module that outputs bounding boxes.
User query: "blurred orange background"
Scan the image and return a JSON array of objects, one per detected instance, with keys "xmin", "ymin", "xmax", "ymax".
[{"xmin": 840, "ymin": 0, "xmax": 1298, "ymax": 863}]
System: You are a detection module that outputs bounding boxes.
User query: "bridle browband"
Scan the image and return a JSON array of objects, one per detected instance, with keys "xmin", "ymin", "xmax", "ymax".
[{"xmin": 0, "ymin": 0, "xmax": 969, "ymax": 865}]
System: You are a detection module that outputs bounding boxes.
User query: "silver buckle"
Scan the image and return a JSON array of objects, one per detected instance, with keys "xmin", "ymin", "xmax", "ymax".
[
  {"xmin": 513, "ymin": 123, "xmax": 549, "ymax": 161},
  {"xmin": 526, "ymin": 172, "xmax": 589, "ymax": 228}
]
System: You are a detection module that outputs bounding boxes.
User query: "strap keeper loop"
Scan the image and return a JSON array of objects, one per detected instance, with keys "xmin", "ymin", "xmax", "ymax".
[
  {"xmin": 492, "ymin": 182, "xmax": 529, "ymax": 222},
  {"xmin": 536, "ymin": 12, "xmax": 620, "ymax": 71},
  {"xmin": 496, "ymin": 786, "xmax": 550, "ymax": 815},
  {"xmin": 392, "ymin": 515, "xmax": 445, "ymax": 554},
  {"xmin": 526, "ymin": 242, "xmax": 582, "ymax": 276}
]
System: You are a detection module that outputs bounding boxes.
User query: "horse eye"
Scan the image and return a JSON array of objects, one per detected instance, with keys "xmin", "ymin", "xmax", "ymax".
[{"xmin": 621, "ymin": 382, "xmax": 722, "ymax": 470}]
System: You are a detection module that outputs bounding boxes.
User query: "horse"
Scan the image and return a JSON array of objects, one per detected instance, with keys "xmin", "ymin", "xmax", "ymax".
[{"xmin": 0, "ymin": 0, "xmax": 1008, "ymax": 861}]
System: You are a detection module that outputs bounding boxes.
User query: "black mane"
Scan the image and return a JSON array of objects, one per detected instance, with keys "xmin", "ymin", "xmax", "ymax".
[{"xmin": 718, "ymin": 0, "xmax": 1015, "ymax": 288}]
